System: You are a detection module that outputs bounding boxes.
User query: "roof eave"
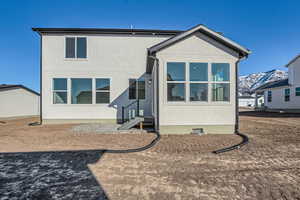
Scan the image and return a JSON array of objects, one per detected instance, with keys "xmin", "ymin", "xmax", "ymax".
[{"xmin": 148, "ymin": 24, "xmax": 251, "ymax": 58}]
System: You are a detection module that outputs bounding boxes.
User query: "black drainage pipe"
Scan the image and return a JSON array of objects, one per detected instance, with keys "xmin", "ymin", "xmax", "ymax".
[
  {"xmin": 212, "ymin": 131, "xmax": 249, "ymax": 154},
  {"xmin": 105, "ymin": 131, "xmax": 160, "ymax": 154}
]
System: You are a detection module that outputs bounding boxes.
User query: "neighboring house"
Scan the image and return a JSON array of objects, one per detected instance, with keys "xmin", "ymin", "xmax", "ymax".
[
  {"xmin": 32, "ymin": 24, "xmax": 250, "ymax": 134},
  {"xmin": 254, "ymin": 54, "xmax": 300, "ymax": 112},
  {"xmin": 0, "ymin": 84, "xmax": 40, "ymax": 118},
  {"xmin": 238, "ymin": 96, "xmax": 255, "ymax": 107}
]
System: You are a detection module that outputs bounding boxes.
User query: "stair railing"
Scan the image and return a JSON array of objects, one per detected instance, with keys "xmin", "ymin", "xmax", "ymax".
[{"xmin": 121, "ymin": 99, "xmax": 140, "ymax": 123}]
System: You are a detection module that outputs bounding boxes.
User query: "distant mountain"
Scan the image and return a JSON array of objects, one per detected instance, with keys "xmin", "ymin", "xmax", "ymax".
[{"xmin": 239, "ymin": 69, "xmax": 288, "ymax": 96}]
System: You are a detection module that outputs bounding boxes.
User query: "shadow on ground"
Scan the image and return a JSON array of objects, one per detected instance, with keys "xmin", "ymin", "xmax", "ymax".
[
  {"xmin": 0, "ymin": 150, "xmax": 109, "ymax": 200},
  {"xmin": 239, "ymin": 111, "xmax": 300, "ymax": 118}
]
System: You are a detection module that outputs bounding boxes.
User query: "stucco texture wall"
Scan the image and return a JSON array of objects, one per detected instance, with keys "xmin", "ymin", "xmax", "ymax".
[{"xmin": 42, "ymin": 34, "xmax": 170, "ymax": 121}]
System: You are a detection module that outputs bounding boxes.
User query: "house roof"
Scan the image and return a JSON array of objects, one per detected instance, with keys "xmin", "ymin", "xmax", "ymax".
[
  {"xmin": 254, "ymin": 79, "xmax": 289, "ymax": 91},
  {"xmin": 148, "ymin": 24, "xmax": 251, "ymax": 58},
  {"xmin": 0, "ymin": 84, "xmax": 40, "ymax": 96},
  {"xmin": 286, "ymin": 53, "xmax": 300, "ymax": 67},
  {"xmin": 32, "ymin": 27, "xmax": 181, "ymax": 36}
]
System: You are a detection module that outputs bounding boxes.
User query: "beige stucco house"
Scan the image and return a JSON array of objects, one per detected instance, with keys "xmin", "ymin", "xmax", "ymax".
[
  {"xmin": 254, "ymin": 54, "xmax": 300, "ymax": 112},
  {"xmin": 0, "ymin": 84, "xmax": 40, "ymax": 118},
  {"xmin": 33, "ymin": 24, "xmax": 250, "ymax": 134}
]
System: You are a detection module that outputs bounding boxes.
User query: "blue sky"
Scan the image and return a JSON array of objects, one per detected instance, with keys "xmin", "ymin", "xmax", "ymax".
[{"xmin": 0, "ymin": 0, "xmax": 299, "ymax": 92}]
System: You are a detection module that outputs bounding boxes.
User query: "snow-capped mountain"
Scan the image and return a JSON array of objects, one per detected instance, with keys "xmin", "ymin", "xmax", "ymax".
[{"xmin": 239, "ymin": 69, "xmax": 288, "ymax": 96}]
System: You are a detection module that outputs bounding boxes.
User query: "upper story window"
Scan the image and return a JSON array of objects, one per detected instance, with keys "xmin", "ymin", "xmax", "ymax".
[
  {"xmin": 211, "ymin": 63, "xmax": 230, "ymax": 102},
  {"xmin": 129, "ymin": 78, "xmax": 145, "ymax": 100},
  {"xmin": 284, "ymin": 88, "xmax": 290, "ymax": 102},
  {"xmin": 53, "ymin": 78, "xmax": 68, "ymax": 104},
  {"xmin": 267, "ymin": 91, "xmax": 272, "ymax": 102},
  {"xmin": 65, "ymin": 37, "xmax": 87, "ymax": 59},
  {"xmin": 296, "ymin": 87, "xmax": 300, "ymax": 96}
]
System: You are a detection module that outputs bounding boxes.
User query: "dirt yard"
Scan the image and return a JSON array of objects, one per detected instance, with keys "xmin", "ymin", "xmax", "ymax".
[{"xmin": 0, "ymin": 111, "xmax": 300, "ymax": 200}]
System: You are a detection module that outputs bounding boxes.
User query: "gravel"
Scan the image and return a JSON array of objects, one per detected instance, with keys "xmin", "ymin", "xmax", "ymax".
[{"xmin": 71, "ymin": 123, "xmax": 148, "ymax": 134}]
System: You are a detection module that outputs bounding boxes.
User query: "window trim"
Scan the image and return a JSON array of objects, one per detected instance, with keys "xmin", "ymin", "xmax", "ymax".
[
  {"xmin": 166, "ymin": 62, "xmax": 186, "ymax": 102},
  {"xmin": 165, "ymin": 61, "xmax": 231, "ymax": 104},
  {"xmin": 189, "ymin": 62, "xmax": 209, "ymax": 102},
  {"xmin": 95, "ymin": 78, "xmax": 111, "ymax": 104},
  {"xmin": 71, "ymin": 78, "xmax": 93, "ymax": 105},
  {"xmin": 211, "ymin": 63, "xmax": 230, "ymax": 102},
  {"xmin": 52, "ymin": 78, "xmax": 68, "ymax": 104},
  {"xmin": 65, "ymin": 36, "xmax": 88, "ymax": 60}
]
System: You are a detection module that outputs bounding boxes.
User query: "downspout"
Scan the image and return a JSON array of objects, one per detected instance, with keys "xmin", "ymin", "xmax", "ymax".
[
  {"xmin": 235, "ymin": 60, "xmax": 240, "ymax": 132},
  {"xmin": 40, "ymin": 33, "xmax": 43, "ymax": 124},
  {"xmin": 148, "ymin": 55, "xmax": 160, "ymax": 133}
]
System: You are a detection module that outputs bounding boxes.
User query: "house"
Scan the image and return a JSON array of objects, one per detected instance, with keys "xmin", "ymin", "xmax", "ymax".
[
  {"xmin": 254, "ymin": 54, "xmax": 300, "ymax": 112},
  {"xmin": 0, "ymin": 84, "xmax": 40, "ymax": 118},
  {"xmin": 238, "ymin": 96, "xmax": 256, "ymax": 107},
  {"xmin": 32, "ymin": 24, "xmax": 250, "ymax": 134}
]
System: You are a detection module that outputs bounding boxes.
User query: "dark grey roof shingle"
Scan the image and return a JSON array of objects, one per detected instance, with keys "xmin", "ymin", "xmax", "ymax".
[{"xmin": 254, "ymin": 79, "xmax": 289, "ymax": 91}]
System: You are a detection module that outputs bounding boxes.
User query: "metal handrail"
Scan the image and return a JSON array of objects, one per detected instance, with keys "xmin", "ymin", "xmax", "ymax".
[{"xmin": 121, "ymin": 99, "xmax": 140, "ymax": 123}]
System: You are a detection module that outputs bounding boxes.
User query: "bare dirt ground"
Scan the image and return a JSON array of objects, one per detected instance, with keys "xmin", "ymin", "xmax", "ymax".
[{"xmin": 0, "ymin": 112, "xmax": 300, "ymax": 200}]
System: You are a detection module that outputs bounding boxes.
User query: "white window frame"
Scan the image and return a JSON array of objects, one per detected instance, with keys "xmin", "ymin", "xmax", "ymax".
[
  {"xmin": 166, "ymin": 62, "xmax": 186, "ymax": 102},
  {"xmin": 65, "ymin": 36, "xmax": 88, "ymax": 60},
  {"xmin": 95, "ymin": 78, "xmax": 111, "ymax": 104},
  {"xmin": 52, "ymin": 78, "xmax": 68, "ymax": 104},
  {"xmin": 189, "ymin": 62, "xmax": 209, "ymax": 102},
  {"xmin": 165, "ymin": 61, "xmax": 231, "ymax": 104},
  {"xmin": 211, "ymin": 63, "xmax": 230, "ymax": 102}
]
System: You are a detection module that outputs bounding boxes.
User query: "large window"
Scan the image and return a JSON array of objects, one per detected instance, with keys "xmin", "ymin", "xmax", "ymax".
[
  {"xmin": 296, "ymin": 87, "xmax": 300, "ymax": 96},
  {"xmin": 189, "ymin": 63, "xmax": 208, "ymax": 101},
  {"xmin": 53, "ymin": 78, "xmax": 68, "ymax": 104},
  {"xmin": 71, "ymin": 78, "xmax": 92, "ymax": 104},
  {"xmin": 65, "ymin": 37, "xmax": 87, "ymax": 59},
  {"xmin": 129, "ymin": 78, "xmax": 145, "ymax": 100},
  {"xmin": 96, "ymin": 79, "xmax": 110, "ymax": 104},
  {"xmin": 267, "ymin": 91, "xmax": 272, "ymax": 102},
  {"xmin": 167, "ymin": 62, "xmax": 186, "ymax": 101},
  {"xmin": 211, "ymin": 63, "xmax": 230, "ymax": 101},
  {"xmin": 166, "ymin": 62, "xmax": 230, "ymax": 102},
  {"xmin": 284, "ymin": 88, "xmax": 290, "ymax": 102}
]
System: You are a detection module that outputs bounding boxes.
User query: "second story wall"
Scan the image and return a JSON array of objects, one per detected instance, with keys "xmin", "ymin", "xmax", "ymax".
[
  {"xmin": 41, "ymin": 34, "xmax": 170, "ymax": 120},
  {"xmin": 42, "ymin": 34, "xmax": 170, "ymax": 74}
]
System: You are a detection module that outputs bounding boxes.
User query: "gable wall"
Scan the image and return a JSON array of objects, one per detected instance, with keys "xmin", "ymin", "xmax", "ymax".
[{"xmin": 156, "ymin": 32, "xmax": 240, "ymax": 130}]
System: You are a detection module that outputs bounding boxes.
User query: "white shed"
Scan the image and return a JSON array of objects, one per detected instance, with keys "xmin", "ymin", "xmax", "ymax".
[{"xmin": 0, "ymin": 84, "xmax": 40, "ymax": 118}]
